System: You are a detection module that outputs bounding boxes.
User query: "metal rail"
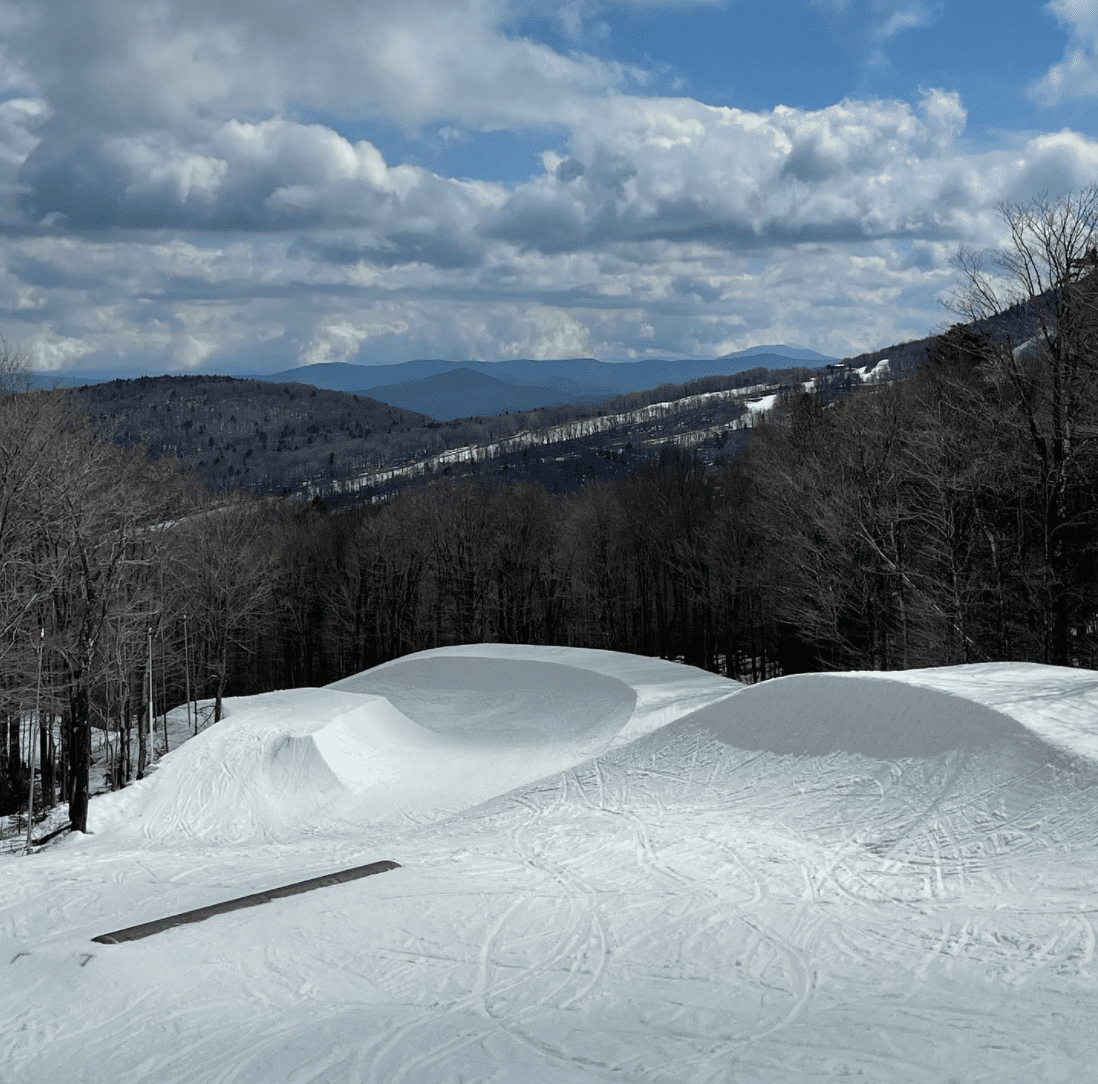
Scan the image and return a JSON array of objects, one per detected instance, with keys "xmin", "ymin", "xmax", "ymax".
[{"xmin": 92, "ymin": 860, "xmax": 401, "ymax": 944}]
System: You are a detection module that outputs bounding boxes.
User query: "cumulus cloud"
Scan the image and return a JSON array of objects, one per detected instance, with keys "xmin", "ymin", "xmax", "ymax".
[
  {"xmin": 6, "ymin": 79, "xmax": 1098, "ymax": 370},
  {"xmin": 1007, "ymin": 128, "xmax": 1098, "ymax": 200},
  {"xmin": 487, "ymin": 90, "xmax": 979, "ymax": 251},
  {"xmin": 1031, "ymin": 0, "xmax": 1098, "ymax": 104},
  {"xmin": 0, "ymin": 93, "xmax": 46, "ymax": 214},
  {"xmin": 1, "ymin": 0, "xmax": 638, "ymax": 136},
  {"xmin": 0, "ymin": 0, "xmax": 1095, "ymax": 373},
  {"xmin": 303, "ymin": 317, "xmax": 413, "ymax": 365},
  {"xmin": 26, "ymin": 325, "xmax": 92, "ymax": 370},
  {"xmin": 20, "ymin": 119, "xmax": 425, "ymax": 230}
]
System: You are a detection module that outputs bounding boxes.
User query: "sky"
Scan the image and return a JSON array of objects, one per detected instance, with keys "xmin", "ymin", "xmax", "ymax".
[{"xmin": 1, "ymin": 1, "xmax": 1098, "ymax": 375}]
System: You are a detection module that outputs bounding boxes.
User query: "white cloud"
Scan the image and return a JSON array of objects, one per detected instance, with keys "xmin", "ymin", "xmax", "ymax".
[
  {"xmin": 2, "ymin": 0, "xmax": 637, "ymax": 137},
  {"xmin": 1031, "ymin": 0, "xmax": 1098, "ymax": 103},
  {"xmin": 488, "ymin": 90, "xmax": 983, "ymax": 251},
  {"xmin": 26, "ymin": 326, "xmax": 92, "ymax": 370},
  {"xmin": 810, "ymin": 0, "xmax": 941, "ymax": 55},
  {"xmin": 0, "ymin": 0, "xmax": 1096, "ymax": 373},
  {"xmin": 876, "ymin": 1, "xmax": 940, "ymax": 40},
  {"xmin": 0, "ymin": 95, "xmax": 47, "ymax": 164},
  {"xmin": 1008, "ymin": 128, "xmax": 1098, "ymax": 199},
  {"xmin": 6, "ymin": 84, "xmax": 1098, "ymax": 369},
  {"xmin": 15, "ymin": 116, "xmax": 508, "ymax": 247},
  {"xmin": 497, "ymin": 305, "xmax": 593, "ymax": 359},
  {"xmin": 0, "ymin": 93, "xmax": 47, "ymax": 210},
  {"xmin": 303, "ymin": 318, "xmax": 412, "ymax": 366}
]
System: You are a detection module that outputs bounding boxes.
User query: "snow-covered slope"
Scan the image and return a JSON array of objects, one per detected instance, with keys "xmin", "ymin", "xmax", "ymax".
[
  {"xmin": 327, "ymin": 385, "xmax": 756, "ymax": 501},
  {"xmin": 4, "ymin": 650, "xmax": 1098, "ymax": 1083},
  {"xmin": 83, "ymin": 646, "xmax": 738, "ymax": 845}
]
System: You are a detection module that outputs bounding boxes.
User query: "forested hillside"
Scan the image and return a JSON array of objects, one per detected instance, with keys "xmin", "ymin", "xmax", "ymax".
[
  {"xmin": 4, "ymin": 321, "xmax": 1094, "ymax": 836},
  {"xmin": 71, "ymin": 363, "xmax": 827, "ymax": 503},
  {"xmin": 73, "ymin": 375, "xmax": 436, "ymax": 498},
  {"xmin": 229, "ymin": 318, "xmax": 1098, "ymax": 688}
]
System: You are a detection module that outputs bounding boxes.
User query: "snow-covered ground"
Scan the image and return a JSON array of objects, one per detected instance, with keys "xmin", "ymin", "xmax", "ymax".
[{"xmin": 4, "ymin": 647, "xmax": 1098, "ymax": 1083}]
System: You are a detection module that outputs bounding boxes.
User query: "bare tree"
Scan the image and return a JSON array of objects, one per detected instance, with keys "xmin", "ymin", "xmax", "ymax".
[
  {"xmin": 952, "ymin": 187, "xmax": 1098, "ymax": 663},
  {"xmin": 0, "ymin": 337, "xmax": 32, "ymax": 399},
  {"xmin": 172, "ymin": 494, "xmax": 277, "ymax": 722},
  {"xmin": 0, "ymin": 389, "xmax": 192, "ymax": 831}
]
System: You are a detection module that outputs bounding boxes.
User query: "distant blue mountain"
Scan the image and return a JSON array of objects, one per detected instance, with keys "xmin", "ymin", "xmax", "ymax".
[
  {"xmin": 259, "ymin": 349, "xmax": 830, "ymax": 418},
  {"xmin": 719, "ymin": 345, "xmax": 834, "ymax": 362},
  {"xmin": 363, "ymin": 367, "xmax": 608, "ymax": 421},
  {"xmin": 30, "ymin": 347, "xmax": 835, "ymax": 420}
]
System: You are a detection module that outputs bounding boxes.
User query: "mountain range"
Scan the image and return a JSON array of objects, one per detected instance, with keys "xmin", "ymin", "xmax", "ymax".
[
  {"xmin": 70, "ymin": 353, "xmax": 840, "ymax": 507},
  {"xmin": 35, "ymin": 346, "xmax": 835, "ymax": 421},
  {"xmin": 258, "ymin": 347, "xmax": 836, "ymax": 421}
]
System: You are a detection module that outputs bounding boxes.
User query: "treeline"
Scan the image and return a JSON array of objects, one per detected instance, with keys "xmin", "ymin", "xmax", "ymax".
[
  {"xmin": 75, "ymin": 375, "xmax": 437, "ymax": 499},
  {"xmin": 0, "ymin": 386, "xmax": 288, "ymax": 834},
  {"xmin": 833, "ymin": 336, "xmax": 934, "ymax": 382}
]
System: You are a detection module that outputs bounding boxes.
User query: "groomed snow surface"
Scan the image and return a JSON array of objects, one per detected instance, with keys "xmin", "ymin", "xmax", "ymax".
[{"xmin": 5, "ymin": 647, "xmax": 1098, "ymax": 1083}]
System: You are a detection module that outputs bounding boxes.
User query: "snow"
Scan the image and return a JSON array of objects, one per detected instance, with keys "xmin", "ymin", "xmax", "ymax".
[
  {"xmin": 687, "ymin": 662, "xmax": 1098, "ymax": 759},
  {"xmin": 330, "ymin": 387, "xmax": 753, "ymax": 498},
  {"xmin": 4, "ymin": 649, "xmax": 1098, "ymax": 1083},
  {"xmin": 733, "ymin": 392, "xmax": 779, "ymax": 427},
  {"xmin": 855, "ymin": 358, "xmax": 890, "ymax": 381}
]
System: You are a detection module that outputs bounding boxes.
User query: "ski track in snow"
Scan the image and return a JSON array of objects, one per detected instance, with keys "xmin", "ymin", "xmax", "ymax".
[{"xmin": 4, "ymin": 651, "xmax": 1098, "ymax": 1082}]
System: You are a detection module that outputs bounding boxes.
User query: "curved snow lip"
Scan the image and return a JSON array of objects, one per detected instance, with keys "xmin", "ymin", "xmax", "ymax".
[
  {"xmin": 328, "ymin": 656, "xmax": 637, "ymax": 745},
  {"xmin": 683, "ymin": 662, "xmax": 1098, "ymax": 762},
  {"xmin": 329, "ymin": 643, "xmax": 743, "ymax": 745}
]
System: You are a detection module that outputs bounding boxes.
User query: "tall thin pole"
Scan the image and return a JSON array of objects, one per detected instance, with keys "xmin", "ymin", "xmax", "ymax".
[
  {"xmin": 24, "ymin": 628, "xmax": 44, "ymax": 855},
  {"xmin": 184, "ymin": 613, "xmax": 193, "ymax": 737}
]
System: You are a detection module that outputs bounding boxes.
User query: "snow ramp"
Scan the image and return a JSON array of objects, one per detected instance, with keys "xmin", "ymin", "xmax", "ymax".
[
  {"xmin": 679, "ymin": 662, "xmax": 1098, "ymax": 762},
  {"xmin": 326, "ymin": 643, "xmax": 743, "ymax": 742},
  {"xmin": 585, "ymin": 661, "xmax": 1098, "ymax": 899},
  {"xmin": 87, "ymin": 646, "xmax": 739, "ymax": 844}
]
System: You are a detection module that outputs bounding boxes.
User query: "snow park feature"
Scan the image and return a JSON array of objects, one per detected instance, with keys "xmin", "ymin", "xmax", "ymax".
[
  {"xmin": 92, "ymin": 861, "xmax": 402, "ymax": 944},
  {"xmin": 3, "ymin": 648, "xmax": 1098, "ymax": 1083}
]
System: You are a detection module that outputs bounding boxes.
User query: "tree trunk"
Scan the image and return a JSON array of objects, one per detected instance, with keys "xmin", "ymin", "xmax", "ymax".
[
  {"xmin": 67, "ymin": 687, "xmax": 90, "ymax": 832},
  {"xmin": 214, "ymin": 637, "xmax": 229, "ymax": 723},
  {"xmin": 137, "ymin": 696, "xmax": 148, "ymax": 780},
  {"xmin": 59, "ymin": 710, "xmax": 70, "ymax": 812},
  {"xmin": 5, "ymin": 714, "xmax": 19, "ymax": 793},
  {"xmin": 122, "ymin": 695, "xmax": 132, "ymax": 785},
  {"xmin": 39, "ymin": 721, "xmax": 53, "ymax": 808}
]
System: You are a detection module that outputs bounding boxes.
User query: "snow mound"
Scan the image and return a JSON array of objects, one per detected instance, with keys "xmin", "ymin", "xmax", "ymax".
[
  {"xmin": 327, "ymin": 654, "xmax": 636, "ymax": 744},
  {"xmin": 328, "ymin": 643, "xmax": 741, "ymax": 741},
  {"xmin": 680, "ymin": 662, "xmax": 1098, "ymax": 762},
  {"xmin": 89, "ymin": 646, "xmax": 739, "ymax": 844},
  {"xmin": 574, "ymin": 661, "xmax": 1098, "ymax": 909}
]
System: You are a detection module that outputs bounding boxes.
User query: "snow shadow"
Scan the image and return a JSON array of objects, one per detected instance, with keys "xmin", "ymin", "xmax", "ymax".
[
  {"xmin": 686, "ymin": 672, "xmax": 1053, "ymax": 759},
  {"xmin": 328, "ymin": 655, "xmax": 637, "ymax": 744}
]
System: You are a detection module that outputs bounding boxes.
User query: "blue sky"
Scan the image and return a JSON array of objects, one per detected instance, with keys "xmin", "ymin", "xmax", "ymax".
[{"xmin": 2, "ymin": 0, "xmax": 1097, "ymax": 374}]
